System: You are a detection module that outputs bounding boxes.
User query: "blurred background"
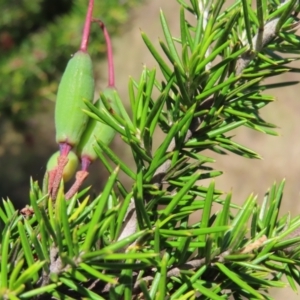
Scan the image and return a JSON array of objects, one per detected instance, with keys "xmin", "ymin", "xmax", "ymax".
[
  {"xmin": 0, "ymin": 0, "xmax": 141, "ymax": 203},
  {"xmin": 1, "ymin": 0, "xmax": 300, "ymax": 298}
]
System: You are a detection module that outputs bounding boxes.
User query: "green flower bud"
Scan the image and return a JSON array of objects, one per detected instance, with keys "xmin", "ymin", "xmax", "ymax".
[
  {"xmin": 50, "ymin": 0, "xmax": 95, "ymax": 200},
  {"xmin": 77, "ymin": 87, "xmax": 120, "ymax": 163},
  {"xmin": 65, "ymin": 19, "xmax": 120, "ymax": 200},
  {"xmin": 47, "ymin": 151, "xmax": 79, "ymax": 182},
  {"xmin": 55, "ymin": 50, "xmax": 95, "ymax": 147}
]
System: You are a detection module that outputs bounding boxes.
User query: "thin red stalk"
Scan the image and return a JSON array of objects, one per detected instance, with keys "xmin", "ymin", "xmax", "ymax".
[
  {"xmin": 92, "ymin": 19, "xmax": 115, "ymax": 87},
  {"xmin": 50, "ymin": 155, "xmax": 69, "ymax": 199},
  {"xmin": 81, "ymin": 157, "xmax": 92, "ymax": 171},
  {"xmin": 65, "ymin": 157, "xmax": 90, "ymax": 199},
  {"xmin": 48, "ymin": 168, "xmax": 57, "ymax": 194},
  {"xmin": 80, "ymin": 0, "xmax": 95, "ymax": 52},
  {"xmin": 59, "ymin": 142, "xmax": 72, "ymax": 156},
  {"xmin": 65, "ymin": 170, "xmax": 89, "ymax": 200},
  {"xmin": 50, "ymin": 143, "xmax": 72, "ymax": 198}
]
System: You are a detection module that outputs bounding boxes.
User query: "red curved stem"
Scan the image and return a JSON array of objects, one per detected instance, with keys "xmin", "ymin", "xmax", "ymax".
[
  {"xmin": 80, "ymin": 0, "xmax": 94, "ymax": 52},
  {"xmin": 81, "ymin": 156, "xmax": 92, "ymax": 171},
  {"xmin": 65, "ymin": 170, "xmax": 89, "ymax": 200},
  {"xmin": 93, "ymin": 19, "xmax": 115, "ymax": 87}
]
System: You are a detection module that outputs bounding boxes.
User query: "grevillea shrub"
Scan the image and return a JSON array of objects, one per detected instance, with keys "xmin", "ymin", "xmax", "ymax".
[{"xmin": 2, "ymin": 0, "xmax": 300, "ymax": 299}]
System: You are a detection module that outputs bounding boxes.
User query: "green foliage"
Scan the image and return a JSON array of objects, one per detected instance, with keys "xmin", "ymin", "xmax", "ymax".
[
  {"xmin": 0, "ymin": 0, "xmax": 141, "ymax": 126},
  {"xmin": 78, "ymin": 88, "xmax": 121, "ymax": 162},
  {"xmin": 2, "ymin": 0, "xmax": 300, "ymax": 299}
]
